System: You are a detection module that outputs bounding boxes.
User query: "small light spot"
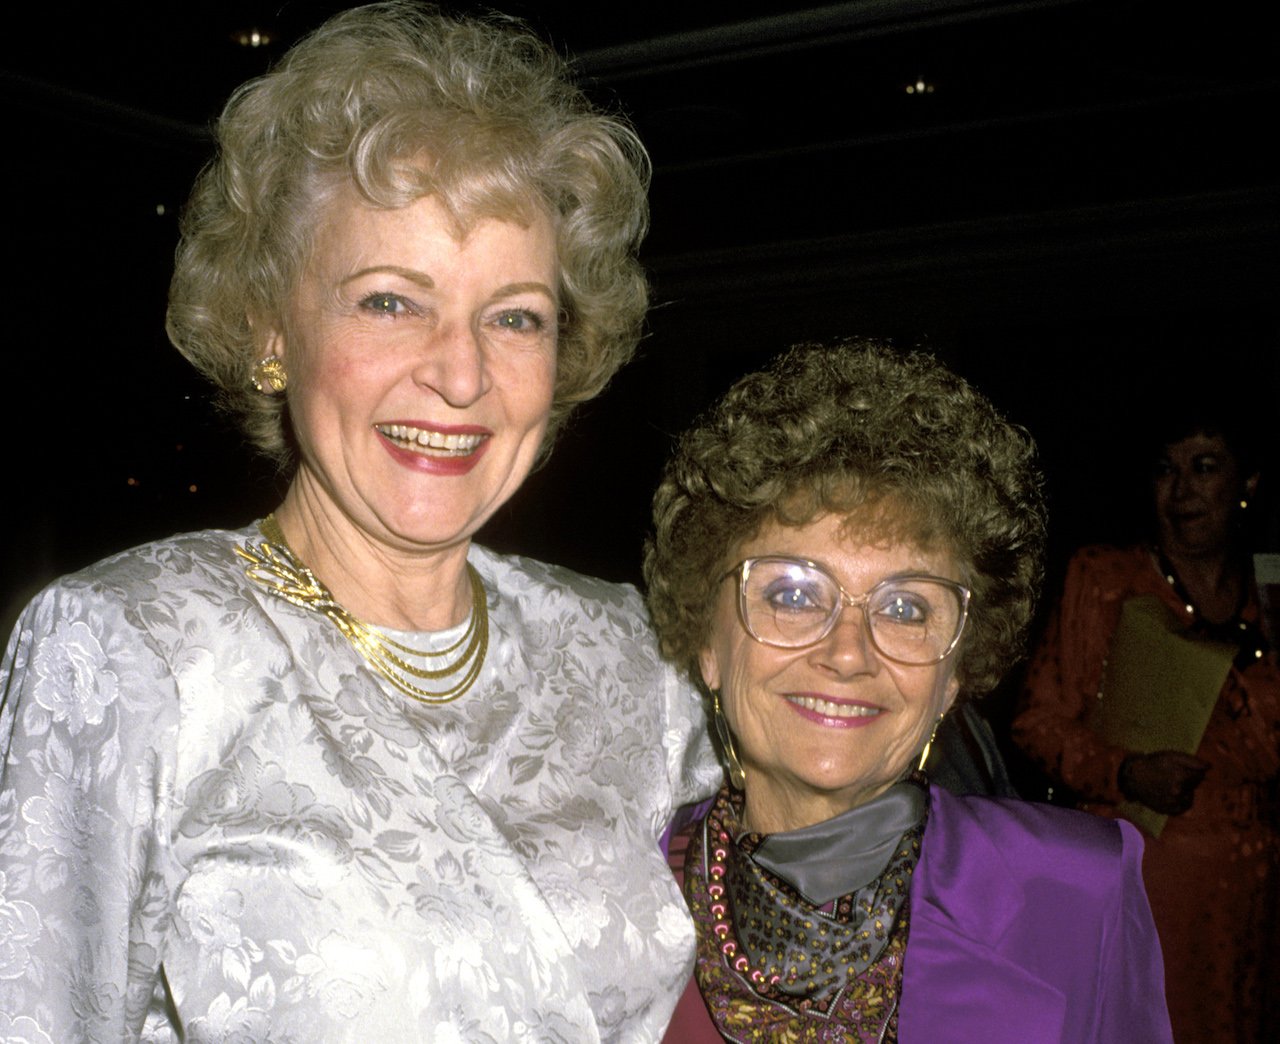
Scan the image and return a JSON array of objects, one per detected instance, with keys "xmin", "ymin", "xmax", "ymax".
[
  {"xmin": 232, "ymin": 28, "xmax": 273, "ymax": 48},
  {"xmin": 126, "ymin": 477, "xmax": 140, "ymax": 487},
  {"xmin": 188, "ymin": 484, "xmax": 199, "ymax": 493},
  {"xmin": 905, "ymin": 78, "xmax": 935, "ymax": 95},
  {"xmin": 155, "ymin": 203, "xmax": 166, "ymax": 216}
]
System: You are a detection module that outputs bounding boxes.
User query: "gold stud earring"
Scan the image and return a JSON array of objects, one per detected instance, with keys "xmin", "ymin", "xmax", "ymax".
[
  {"xmin": 711, "ymin": 690, "xmax": 747, "ymax": 790},
  {"xmin": 250, "ymin": 356, "xmax": 288, "ymax": 394}
]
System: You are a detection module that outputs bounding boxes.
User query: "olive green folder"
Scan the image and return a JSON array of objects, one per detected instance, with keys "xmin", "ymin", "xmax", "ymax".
[{"xmin": 1087, "ymin": 594, "xmax": 1234, "ymax": 837}]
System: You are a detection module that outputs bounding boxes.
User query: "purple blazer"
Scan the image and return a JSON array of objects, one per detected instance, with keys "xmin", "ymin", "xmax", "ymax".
[
  {"xmin": 664, "ymin": 788, "xmax": 1173, "ymax": 1043},
  {"xmin": 899, "ymin": 788, "xmax": 1172, "ymax": 1042}
]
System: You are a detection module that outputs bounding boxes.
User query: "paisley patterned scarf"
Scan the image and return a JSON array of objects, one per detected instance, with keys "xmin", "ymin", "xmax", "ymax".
[{"xmin": 683, "ymin": 781, "xmax": 927, "ymax": 1043}]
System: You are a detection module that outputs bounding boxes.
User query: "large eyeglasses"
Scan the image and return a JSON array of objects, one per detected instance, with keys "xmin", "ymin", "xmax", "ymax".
[{"xmin": 729, "ymin": 556, "xmax": 971, "ymax": 666}]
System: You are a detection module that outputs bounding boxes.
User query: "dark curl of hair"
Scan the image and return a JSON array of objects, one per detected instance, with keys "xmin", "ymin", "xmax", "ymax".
[
  {"xmin": 644, "ymin": 341, "xmax": 1047, "ymax": 696},
  {"xmin": 167, "ymin": 1, "xmax": 649, "ymax": 467}
]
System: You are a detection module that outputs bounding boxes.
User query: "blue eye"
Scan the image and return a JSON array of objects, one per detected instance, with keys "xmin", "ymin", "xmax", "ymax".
[
  {"xmin": 490, "ymin": 309, "xmax": 545, "ymax": 334},
  {"xmin": 761, "ymin": 580, "xmax": 829, "ymax": 613},
  {"xmin": 873, "ymin": 591, "xmax": 931, "ymax": 625},
  {"xmin": 360, "ymin": 292, "xmax": 411, "ymax": 316}
]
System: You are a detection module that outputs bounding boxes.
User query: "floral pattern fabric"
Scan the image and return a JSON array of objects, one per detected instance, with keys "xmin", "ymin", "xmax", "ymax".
[{"xmin": 0, "ymin": 523, "xmax": 721, "ymax": 1042}]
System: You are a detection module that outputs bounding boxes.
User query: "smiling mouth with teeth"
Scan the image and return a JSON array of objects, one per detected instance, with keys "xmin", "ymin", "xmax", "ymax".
[
  {"xmin": 786, "ymin": 694, "xmax": 881, "ymax": 719},
  {"xmin": 376, "ymin": 424, "xmax": 487, "ymax": 457}
]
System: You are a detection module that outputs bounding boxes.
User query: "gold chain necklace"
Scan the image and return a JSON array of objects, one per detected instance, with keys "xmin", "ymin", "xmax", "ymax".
[{"xmin": 236, "ymin": 514, "xmax": 489, "ymax": 704}]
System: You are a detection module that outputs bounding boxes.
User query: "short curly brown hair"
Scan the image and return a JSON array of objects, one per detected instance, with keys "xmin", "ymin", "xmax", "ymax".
[
  {"xmin": 644, "ymin": 341, "xmax": 1046, "ymax": 695},
  {"xmin": 167, "ymin": 1, "xmax": 649, "ymax": 466}
]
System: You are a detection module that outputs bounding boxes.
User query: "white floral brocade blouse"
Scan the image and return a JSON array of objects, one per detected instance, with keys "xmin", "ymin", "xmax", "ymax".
[{"xmin": 0, "ymin": 524, "xmax": 720, "ymax": 1043}]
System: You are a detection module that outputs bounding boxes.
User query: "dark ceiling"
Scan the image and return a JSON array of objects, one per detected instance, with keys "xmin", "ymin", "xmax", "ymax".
[{"xmin": 3, "ymin": 0, "xmax": 1278, "ymax": 610}]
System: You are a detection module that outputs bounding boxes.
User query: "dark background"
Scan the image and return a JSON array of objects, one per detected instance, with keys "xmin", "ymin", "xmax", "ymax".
[{"xmin": 4, "ymin": 0, "xmax": 1277, "ymax": 658}]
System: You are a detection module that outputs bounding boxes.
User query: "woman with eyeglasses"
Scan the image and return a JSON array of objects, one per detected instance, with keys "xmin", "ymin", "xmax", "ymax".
[{"xmin": 645, "ymin": 342, "xmax": 1172, "ymax": 1042}]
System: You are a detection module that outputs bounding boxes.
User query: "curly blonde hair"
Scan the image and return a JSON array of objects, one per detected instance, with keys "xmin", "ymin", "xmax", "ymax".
[
  {"xmin": 167, "ymin": 1, "xmax": 649, "ymax": 465},
  {"xmin": 644, "ymin": 341, "xmax": 1046, "ymax": 695}
]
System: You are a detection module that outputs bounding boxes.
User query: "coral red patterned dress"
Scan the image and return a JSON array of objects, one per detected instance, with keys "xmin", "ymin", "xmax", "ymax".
[{"xmin": 1014, "ymin": 545, "xmax": 1280, "ymax": 1043}]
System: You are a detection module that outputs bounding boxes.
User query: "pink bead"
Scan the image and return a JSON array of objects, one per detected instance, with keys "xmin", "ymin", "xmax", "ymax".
[
  {"xmin": 713, "ymin": 848, "xmax": 727, "ymax": 861},
  {"xmin": 721, "ymin": 941, "xmax": 736, "ymax": 956},
  {"xmin": 708, "ymin": 884, "xmax": 724, "ymax": 899},
  {"xmin": 714, "ymin": 924, "xmax": 729, "ymax": 939},
  {"xmin": 733, "ymin": 956, "xmax": 749, "ymax": 972},
  {"xmin": 710, "ymin": 903, "xmax": 726, "ymax": 918}
]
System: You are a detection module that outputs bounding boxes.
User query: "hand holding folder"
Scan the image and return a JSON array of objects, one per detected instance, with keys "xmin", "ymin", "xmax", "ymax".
[{"xmin": 1086, "ymin": 594, "xmax": 1235, "ymax": 836}]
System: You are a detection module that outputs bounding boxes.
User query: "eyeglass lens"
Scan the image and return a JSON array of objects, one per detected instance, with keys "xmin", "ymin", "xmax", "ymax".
[{"xmin": 740, "ymin": 558, "xmax": 964, "ymax": 663}]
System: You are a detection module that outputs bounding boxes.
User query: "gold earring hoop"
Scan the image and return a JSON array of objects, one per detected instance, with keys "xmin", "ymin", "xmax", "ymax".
[
  {"xmin": 251, "ymin": 356, "xmax": 288, "ymax": 394},
  {"xmin": 917, "ymin": 713, "xmax": 945, "ymax": 772},
  {"xmin": 711, "ymin": 690, "xmax": 747, "ymax": 790}
]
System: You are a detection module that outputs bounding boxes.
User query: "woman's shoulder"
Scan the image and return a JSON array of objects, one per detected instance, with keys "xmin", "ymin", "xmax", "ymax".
[
  {"xmin": 43, "ymin": 523, "xmax": 259, "ymax": 594},
  {"xmin": 470, "ymin": 544, "xmax": 648, "ymax": 619},
  {"xmin": 1054, "ymin": 544, "xmax": 1165, "ymax": 615},
  {"xmin": 909, "ymin": 789, "xmax": 1168, "ymax": 1043},
  {"xmin": 14, "ymin": 523, "xmax": 265, "ymax": 640},
  {"xmin": 1, "ymin": 528, "xmax": 265, "ymax": 742},
  {"xmin": 1064, "ymin": 543, "xmax": 1152, "ymax": 582},
  {"xmin": 925, "ymin": 787, "xmax": 1138, "ymax": 876}
]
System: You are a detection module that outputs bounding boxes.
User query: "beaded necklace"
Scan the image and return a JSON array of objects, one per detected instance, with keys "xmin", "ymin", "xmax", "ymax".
[
  {"xmin": 1154, "ymin": 547, "xmax": 1268, "ymax": 670},
  {"xmin": 683, "ymin": 785, "xmax": 921, "ymax": 1042}
]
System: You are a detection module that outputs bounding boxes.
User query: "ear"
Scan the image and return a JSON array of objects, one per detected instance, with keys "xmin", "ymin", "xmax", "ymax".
[
  {"xmin": 262, "ymin": 324, "xmax": 286, "ymax": 362},
  {"xmin": 698, "ymin": 645, "xmax": 722, "ymax": 693},
  {"xmin": 941, "ymin": 672, "xmax": 961, "ymax": 716},
  {"xmin": 247, "ymin": 307, "xmax": 286, "ymax": 360}
]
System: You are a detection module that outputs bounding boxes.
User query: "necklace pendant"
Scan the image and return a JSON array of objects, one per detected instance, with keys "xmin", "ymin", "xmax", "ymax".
[{"xmin": 239, "ymin": 515, "xmax": 490, "ymax": 705}]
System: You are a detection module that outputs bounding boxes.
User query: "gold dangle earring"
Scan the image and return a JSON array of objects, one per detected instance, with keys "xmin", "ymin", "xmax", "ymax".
[
  {"xmin": 917, "ymin": 713, "xmax": 946, "ymax": 772},
  {"xmin": 251, "ymin": 356, "xmax": 288, "ymax": 394},
  {"xmin": 712, "ymin": 690, "xmax": 747, "ymax": 790}
]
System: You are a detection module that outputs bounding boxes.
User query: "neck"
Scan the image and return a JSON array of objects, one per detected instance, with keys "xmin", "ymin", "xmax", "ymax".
[
  {"xmin": 274, "ymin": 481, "xmax": 474, "ymax": 632},
  {"xmin": 1158, "ymin": 546, "xmax": 1243, "ymax": 625},
  {"xmin": 741, "ymin": 776, "xmax": 893, "ymax": 835}
]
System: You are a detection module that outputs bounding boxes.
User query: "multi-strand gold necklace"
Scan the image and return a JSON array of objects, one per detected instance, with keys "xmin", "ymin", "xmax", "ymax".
[{"xmin": 237, "ymin": 515, "xmax": 488, "ymax": 704}]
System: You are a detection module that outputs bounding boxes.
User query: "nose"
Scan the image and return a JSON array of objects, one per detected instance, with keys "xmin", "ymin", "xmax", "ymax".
[
  {"xmin": 1168, "ymin": 467, "xmax": 1192, "ymax": 500},
  {"xmin": 412, "ymin": 320, "xmax": 492, "ymax": 407},
  {"xmin": 808, "ymin": 598, "xmax": 879, "ymax": 677}
]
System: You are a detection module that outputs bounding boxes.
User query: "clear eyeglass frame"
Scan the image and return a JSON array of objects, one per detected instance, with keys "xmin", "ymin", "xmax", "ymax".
[{"xmin": 726, "ymin": 555, "xmax": 972, "ymax": 666}]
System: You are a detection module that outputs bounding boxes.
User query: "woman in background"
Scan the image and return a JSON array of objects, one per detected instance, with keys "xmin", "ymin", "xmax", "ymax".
[
  {"xmin": 0, "ymin": 5, "xmax": 717, "ymax": 1039},
  {"xmin": 1014, "ymin": 408, "xmax": 1278, "ymax": 1042}
]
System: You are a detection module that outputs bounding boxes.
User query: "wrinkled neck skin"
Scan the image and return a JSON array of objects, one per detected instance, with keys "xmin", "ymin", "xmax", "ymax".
[
  {"xmin": 741, "ymin": 772, "xmax": 904, "ymax": 835},
  {"xmin": 273, "ymin": 474, "xmax": 475, "ymax": 633}
]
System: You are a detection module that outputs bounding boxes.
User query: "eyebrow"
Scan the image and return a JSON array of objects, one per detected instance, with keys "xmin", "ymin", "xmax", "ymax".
[
  {"xmin": 495, "ymin": 280, "xmax": 558, "ymax": 301},
  {"xmin": 339, "ymin": 268, "xmax": 557, "ymax": 302},
  {"xmin": 341, "ymin": 266, "xmax": 434, "ymax": 290}
]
